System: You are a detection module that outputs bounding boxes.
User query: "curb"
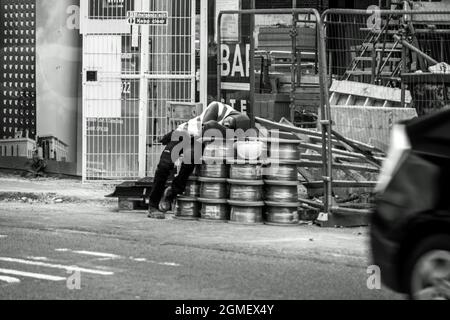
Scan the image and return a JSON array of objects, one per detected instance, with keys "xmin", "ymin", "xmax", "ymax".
[{"xmin": 0, "ymin": 191, "xmax": 115, "ymax": 205}]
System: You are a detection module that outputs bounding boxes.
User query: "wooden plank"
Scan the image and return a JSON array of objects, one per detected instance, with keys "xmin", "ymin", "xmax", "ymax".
[
  {"xmin": 330, "ymin": 80, "xmax": 412, "ymax": 104},
  {"xmin": 327, "ymin": 105, "xmax": 418, "ymax": 152},
  {"xmin": 257, "ymin": 116, "xmax": 381, "ymax": 153}
]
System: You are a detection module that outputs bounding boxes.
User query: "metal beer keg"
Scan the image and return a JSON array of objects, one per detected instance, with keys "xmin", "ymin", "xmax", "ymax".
[
  {"xmin": 228, "ymin": 179, "xmax": 264, "ymax": 202},
  {"xmin": 184, "ymin": 176, "xmax": 200, "ymax": 198},
  {"xmin": 264, "ymin": 138, "xmax": 301, "ymax": 162},
  {"xmin": 265, "ymin": 201, "xmax": 300, "ymax": 226},
  {"xmin": 198, "ymin": 198, "xmax": 230, "ymax": 222},
  {"xmin": 263, "ymin": 160, "xmax": 300, "ymax": 182},
  {"xmin": 174, "ymin": 197, "xmax": 200, "ymax": 220},
  {"xmin": 228, "ymin": 161, "xmax": 263, "ymax": 180},
  {"xmin": 264, "ymin": 180, "xmax": 299, "ymax": 203},
  {"xmin": 228, "ymin": 200, "xmax": 265, "ymax": 225},
  {"xmin": 200, "ymin": 160, "xmax": 229, "ymax": 178},
  {"xmin": 199, "ymin": 177, "xmax": 228, "ymax": 199}
]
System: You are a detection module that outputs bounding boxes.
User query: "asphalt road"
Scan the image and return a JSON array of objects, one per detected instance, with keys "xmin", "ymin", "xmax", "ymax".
[{"xmin": 0, "ymin": 201, "xmax": 404, "ymax": 300}]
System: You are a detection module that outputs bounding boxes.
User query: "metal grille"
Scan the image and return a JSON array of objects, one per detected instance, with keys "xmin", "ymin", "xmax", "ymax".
[
  {"xmin": 324, "ymin": 11, "xmax": 403, "ymax": 86},
  {"xmin": 147, "ymin": 0, "xmax": 193, "ymax": 76},
  {"xmin": 82, "ymin": 0, "xmax": 196, "ymax": 182},
  {"xmin": 89, "ymin": 0, "xmax": 135, "ymax": 20},
  {"xmin": 146, "ymin": 78, "xmax": 192, "ymax": 176},
  {"xmin": 324, "ymin": 9, "xmax": 450, "ymax": 116}
]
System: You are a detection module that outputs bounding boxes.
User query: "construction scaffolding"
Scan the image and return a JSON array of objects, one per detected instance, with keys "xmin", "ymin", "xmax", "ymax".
[{"xmin": 216, "ymin": 6, "xmax": 450, "ymax": 227}]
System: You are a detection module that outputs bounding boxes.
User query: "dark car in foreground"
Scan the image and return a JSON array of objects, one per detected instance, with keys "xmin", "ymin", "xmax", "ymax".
[{"xmin": 371, "ymin": 108, "xmax": 450, "ymax": 300}]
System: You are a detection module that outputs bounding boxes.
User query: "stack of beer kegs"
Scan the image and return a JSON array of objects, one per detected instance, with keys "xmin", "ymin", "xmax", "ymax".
[
  {"xmin": 263, "ymin": 138, "xmax": 302, "ymax": 226},
  {"xmin": 198, "ymin": 140, "xmax": 230, "ymax": 222},
  {"xmin": 227, "ymin": 141, "xmax": 265, "ymax": 224}
]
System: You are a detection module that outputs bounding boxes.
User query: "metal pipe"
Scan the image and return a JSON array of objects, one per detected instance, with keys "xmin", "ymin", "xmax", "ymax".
[
  {"xmin": 290, "ymin": 7, "xmax": 298, "ymax": 123},
  {"xmin": 401, "ymin": 36, "xmax": 407, "ymax": 108},
  {"xmin": 322, "ymin": 8, "xmax": 450, "ymax": 16},
  {"xmin": 393, "ymin": 34, "xmax": 439, "ymax": 65}
]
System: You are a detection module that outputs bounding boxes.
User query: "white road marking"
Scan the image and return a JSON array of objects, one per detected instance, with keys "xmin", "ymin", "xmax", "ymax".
[
  {"xmin": 26, "ymin": 256, "xmax": 49, "ymax": 261},
  {"xmin": 56, "ymin": 250, "xmax": 180, "ymax": 267},
  {"xmin": 0, "ymin": 257, "xmax": 114, "ymax": 276},
  {"xmin": 130, "ymin": 257, "xmax": 180, "ymax": 267},
  {"xmin": 0, "ymin": 275, "xmax": 21, "ymax": 284},
  {"xmin": 74, "ymin": 251, "xmax": 120, "ymax": 259},
  {"xmin": 154, "ymin": 261, "xmax": 181, "ymax": 267},
  {"xmin": 0, "ymin": 235, "xmax": 7, "ymax": 239},
  {"xmin": 55, "ymin": 249, "xmax": 120, "ymax": 259},
  {"xmin": 0, "ymin": 268, "xmax": 66, "ymax": 281}
]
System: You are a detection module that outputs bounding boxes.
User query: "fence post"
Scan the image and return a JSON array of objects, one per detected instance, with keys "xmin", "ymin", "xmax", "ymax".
[
  {"xmin": 290, "ymin": 10, "xmax": 298, "ymax": 124},
  {"xmin": 317, "ymin": 10, "xmax": 334, "ymax": 224},
  {"xmin": 401, "ymin": 34, "xmax": 407, "ymax": 108}
]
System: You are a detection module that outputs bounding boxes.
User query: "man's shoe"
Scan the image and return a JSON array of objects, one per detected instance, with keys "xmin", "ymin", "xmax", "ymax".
[
  {"xmin": 159, "ymin": 187, "xmax": 174, "ymax": 213},
  {"xmin": 148, "ymin": 206, "xmax": 165, "ymax": 219}
]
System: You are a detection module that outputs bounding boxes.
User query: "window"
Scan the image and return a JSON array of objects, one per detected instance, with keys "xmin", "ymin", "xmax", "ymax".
[{"xmin": 86, "ymin": 70, "xmax": 98, "ymax": 82}]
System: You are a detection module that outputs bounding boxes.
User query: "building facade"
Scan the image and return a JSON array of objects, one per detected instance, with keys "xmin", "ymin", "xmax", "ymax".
[
  {"xmin": 38, "ymin": 135, "xmax": 69, "ymax": 162},
  {"xmin": 0, "ymin": 0, "xmax": 37, "ymax": 140},
  {"xmin": 0, "ymin": 137, "xmax": 35, "ymax": 158}
]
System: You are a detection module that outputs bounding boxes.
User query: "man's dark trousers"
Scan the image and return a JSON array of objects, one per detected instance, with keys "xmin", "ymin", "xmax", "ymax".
[{"xmin": 149, "ymin": 138, "xmax": 200, "ymax": 209}]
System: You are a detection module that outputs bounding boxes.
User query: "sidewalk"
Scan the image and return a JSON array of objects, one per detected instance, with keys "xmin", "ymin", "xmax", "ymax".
[{"xmin": 0, "ymin": 172, "xmax": 115, "ymax": 203}]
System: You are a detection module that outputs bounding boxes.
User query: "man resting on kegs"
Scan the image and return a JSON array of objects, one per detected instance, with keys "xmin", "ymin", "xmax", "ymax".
[{"xmin": 148, "ymin": 101, "xmax": 251, "ymax": 219}]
